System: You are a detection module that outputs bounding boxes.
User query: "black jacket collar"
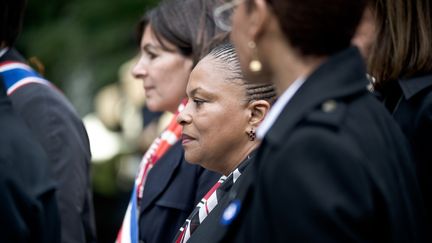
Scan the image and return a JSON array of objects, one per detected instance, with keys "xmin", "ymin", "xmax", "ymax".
[
  {"xmin": 399, "ymin": 73, "xmax": 432, "ymax": 100},
  {"xmin": 265, "ymin": 47, "xmax": 368, "ymax": 145},
  {"xmin": 0, "ymin": 48, "xmax": 26, "ymax": 63},
  {"xmin": 139, "ymin": 141, "xmax": 184, "ymax": 212}
]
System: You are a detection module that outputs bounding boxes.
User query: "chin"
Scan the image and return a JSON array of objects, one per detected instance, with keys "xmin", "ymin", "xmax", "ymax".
[
  {"xmin": 184, "ymin": 153, "xmax": 201, "ymax": 166},
  {"xmin": 146, "ymin": 101, "xmax": 166, "ymax": 113}
]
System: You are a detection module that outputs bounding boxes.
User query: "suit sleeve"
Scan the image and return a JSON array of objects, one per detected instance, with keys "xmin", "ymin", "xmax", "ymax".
[
  {"xmin": 251, "ymin": 126, "xmax": 377, "ymax": 242},
  {"xmin": 12, "ymin": 85, "xmax": 95, "ymax": 242}
]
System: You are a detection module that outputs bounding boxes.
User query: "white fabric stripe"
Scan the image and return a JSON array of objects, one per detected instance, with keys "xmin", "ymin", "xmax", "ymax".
[
  {"xmin": 7, "ymin": 77, "xmax": 51, "ymax": 95},
  {"xmin": 198, "ymin": 204, "xmax": 208, "ymax": 223},
  {"xmin": 161, "ymin": 130, "xmax": 179, "ymax": 145},
  {"xmin": 233, "ymin": 169, "xmax": 242, "ymax": 183},
  {"xmin": 177, "ymin": 103, "xmax": 186, "ymax": 112},
  {"xmin": 0, "ymin": 62, "xmax": 34, "ymax": 72},
  {"xmin": 135, "ymin": 138, "xmax": 160, "ymax": 186},
  {"xmin": 184, "ymin": 220, "xmax": 192, "ymax": 242},
  {"xmin": 119, "ymin": 203, "xmax": 132, "ymax": 243},
  {"xmin": 204, "ymin": 193, "xmax": 218, "ymax": 218},
  {"xmin": 0, "ymin": 48, "xmax": 8, "ymax": 59}
]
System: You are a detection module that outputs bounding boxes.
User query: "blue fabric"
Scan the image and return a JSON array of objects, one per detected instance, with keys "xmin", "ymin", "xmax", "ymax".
[{"xmin": 0, "ymin": 66, "xmax": 44, "ymax": 90}]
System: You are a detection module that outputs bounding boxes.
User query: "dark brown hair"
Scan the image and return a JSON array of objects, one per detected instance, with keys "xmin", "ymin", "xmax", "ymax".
[
  {"xmin": 368, "ymin": 0, "xmax": 432, "ymax": 91},
  {"xmin": 137, "ymin": 0, "xmax": 225, "ymax": 65},
  {"xmin": 247, "ymin": 0, "xmax": 367, "ymax": 56},
  {"xmin": 0, "ymin": 0, "xmax": 27, "ymax": 47},
  {"xmin": 206, "ymin": 41, "xmax": 276, "ymax": 104}
]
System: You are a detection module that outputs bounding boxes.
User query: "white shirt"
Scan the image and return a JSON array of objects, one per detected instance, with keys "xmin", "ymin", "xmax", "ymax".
[{"xmin": 257, "ymin": 76, "xmax": 306, "ymax": 139}]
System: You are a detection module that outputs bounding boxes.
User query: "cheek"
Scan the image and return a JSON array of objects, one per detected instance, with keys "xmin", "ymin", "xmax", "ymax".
[{"xmin": 155, "ymin": 59, "xmax": 189, "ymax": 94}]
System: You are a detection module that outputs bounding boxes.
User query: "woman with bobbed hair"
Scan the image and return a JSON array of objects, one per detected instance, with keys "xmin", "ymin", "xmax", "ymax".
[
  {"xmin": 174, "ymin": 41, "xmax": 275, "ymax": 243},
  {"xmin": 357, "ymin": 0, "xmax": 432, "ymax": 230},
  {"xmin": 116, "ymin": 0, "xmax": 223, "ymax": 242},
  {"xmin": 196, "ymin": 0, "xmax": 426, "ymax": 242}
]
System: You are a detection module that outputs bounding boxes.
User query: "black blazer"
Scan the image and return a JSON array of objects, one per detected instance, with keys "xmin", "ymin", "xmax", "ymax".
[
  {"xmin": 190, "ymin": 47, "xmax": 427, "ymax": 242},
  {"xmin": 383, "ymin": 74, "xmax": 432, "ymax": 227},
  {"xmin": 0, "ymin": 49, "xmax": 97, "ymax": 243},
  {"xmin": 139, "ymin": 141, "xmax": 220, "ymax": 243},
  {"xmin": 0, "ymin": 80, "xmax": 60, "ymax": 242}
]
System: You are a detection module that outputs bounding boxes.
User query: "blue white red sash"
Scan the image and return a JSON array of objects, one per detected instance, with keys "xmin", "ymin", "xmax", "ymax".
[
  {"xmin": 0, "ymin": 61, "xmax": 52, "ymax": 95},
  {"xmin": 116, "ymin": 101, "xmax": 186, "ymax": 243}
]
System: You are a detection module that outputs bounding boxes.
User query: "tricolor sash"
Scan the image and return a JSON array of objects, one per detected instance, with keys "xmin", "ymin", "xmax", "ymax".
[
  {"xmin": 116, "ymin": 101, "xmax": 186, "ymax": 243},
  {"xmin": 0, "ymin": 61, "xmax": 52, "ymax": 95}
]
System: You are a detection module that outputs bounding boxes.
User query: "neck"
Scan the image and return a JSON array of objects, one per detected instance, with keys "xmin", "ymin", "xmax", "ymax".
[
  {"xmin": 273, "ymin": 55, "xmax": 325, "ymax": 95},
  {"xmin": 221, "ymin": 142, "xmax": 258, "ymax": 176},
  {"xmin": 260, "ymin": 35, "xmax": 326, "ymax": 95}
]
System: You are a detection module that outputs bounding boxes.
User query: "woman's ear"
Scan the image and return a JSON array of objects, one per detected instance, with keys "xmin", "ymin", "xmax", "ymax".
[
  {"xmin": 248, "ymin": 0, "xmax": 273, "ymax": 40},
  {"xmin": 247, "ymin": 100, "xmax": 271, "ymax": 126}
]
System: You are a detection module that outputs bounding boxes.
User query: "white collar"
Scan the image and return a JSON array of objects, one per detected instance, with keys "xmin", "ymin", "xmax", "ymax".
[
  {"xmin": 257, "ymin": 76, "xmax": 306, "ymax": 139},
  {"xmin": 0, "ymin": 48, "xmax": 9, "ymax": 59}
]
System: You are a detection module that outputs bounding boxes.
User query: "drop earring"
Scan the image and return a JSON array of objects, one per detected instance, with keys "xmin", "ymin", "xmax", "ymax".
[
  {"xmin": 247, "ymin": 128, "xmax": 256, "ymax": 141},
  {"xmin": 248, "ymin": 41, "xmax": 262, "ymax": 73}
]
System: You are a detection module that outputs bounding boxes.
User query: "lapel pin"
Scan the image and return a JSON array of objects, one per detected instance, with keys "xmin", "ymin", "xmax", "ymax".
[{"xmin": 220, "ymin": 199, "xmax": 241, "ymax": 226}]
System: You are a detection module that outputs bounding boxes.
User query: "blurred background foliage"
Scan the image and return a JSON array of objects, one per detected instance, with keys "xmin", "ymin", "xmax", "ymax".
[
  {"xmin": 17, "ymin": 0, "xmax": 160, "ymax": 242},
  {"xmin": 17, "ymin": 0, "xmax": 159, "ymax": 116}
]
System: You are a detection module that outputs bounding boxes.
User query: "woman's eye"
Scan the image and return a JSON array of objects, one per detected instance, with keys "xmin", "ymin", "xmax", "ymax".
[
  {"xmin": 193, "ymin": 99, "xmax": 205, "ymax": 107},
  {"xmin": 145, "ymin": 51, "xmax": 157, "ymax": 60},
  {"xmin": 142, "ymin": 48, "xmax": 158, "ymax": 60}
]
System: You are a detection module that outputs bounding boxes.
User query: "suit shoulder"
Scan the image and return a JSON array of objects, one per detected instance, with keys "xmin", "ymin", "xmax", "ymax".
[{"xmin": 302, "ymin": 99, "xmax": 348, "ymax": 130}]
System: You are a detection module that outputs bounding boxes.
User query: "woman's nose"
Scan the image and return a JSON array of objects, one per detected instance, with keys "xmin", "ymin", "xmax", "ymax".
[
  {"xmin": 131, "ymin": 56, "xmax": 149, "ymax": 79},
  {"xmin": 177, "ymin": 105, "xmax": 192, "ymax": 125}
]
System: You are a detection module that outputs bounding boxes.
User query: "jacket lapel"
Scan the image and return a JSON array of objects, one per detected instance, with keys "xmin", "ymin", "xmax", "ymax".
[
  {"xmin": 0, "ymin": 48, "xmax": 26, "ymax": 63},
  {"xmin": 139, "ymin": 141, "xmax": 184, "ymax": 214}
]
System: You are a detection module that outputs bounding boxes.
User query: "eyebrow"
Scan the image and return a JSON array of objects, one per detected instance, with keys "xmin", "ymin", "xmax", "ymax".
[
  {"xmin": 189, "ymin": 87, "xmax": 215, "ymax": 99},
  {"xmin": 189, "ymin": 87, "xmax": 201, "ymax": 97},
  {"xmin": 143, "ymin": 44, "xmax": 158, "ymax": 52}
]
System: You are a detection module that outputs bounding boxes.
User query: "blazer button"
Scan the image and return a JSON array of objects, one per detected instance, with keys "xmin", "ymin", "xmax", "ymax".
[{"xmin": 322, "ymin": 99, "xmax": 337, "ymax": 113}]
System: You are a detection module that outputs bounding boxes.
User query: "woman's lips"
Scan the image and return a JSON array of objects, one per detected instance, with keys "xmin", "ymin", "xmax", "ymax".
[{"xmin": 181, "ymin": 133, "xmax": 195, "ymax": 145}]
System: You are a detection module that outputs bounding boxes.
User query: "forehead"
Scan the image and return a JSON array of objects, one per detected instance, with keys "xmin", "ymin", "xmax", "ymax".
[
  {"xmin": 187, "ymin": 56, "xmax": 244, "ymax": 94},
  {"xmin": 140, "ymin": 25, "xmax": 177, "ymax": 51}
]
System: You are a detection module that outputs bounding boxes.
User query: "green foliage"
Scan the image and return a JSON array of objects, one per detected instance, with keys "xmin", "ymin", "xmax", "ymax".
[{"xmin": 17, "ymin": 0, "xmax": 159, "ymax": 115}]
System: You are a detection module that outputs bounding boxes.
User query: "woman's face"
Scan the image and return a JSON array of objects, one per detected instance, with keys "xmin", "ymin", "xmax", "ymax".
[
  {"xmin": 132, "ymin": 25, "xmax": 193, "ymax": 113},
  {"xmin": 177, "ymin": 57, "xmax": 251, "ymax": 175}
]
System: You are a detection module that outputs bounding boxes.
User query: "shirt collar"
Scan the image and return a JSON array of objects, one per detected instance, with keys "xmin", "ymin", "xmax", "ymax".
[
  {"xmin": 257, "ymin": 76, "xmax": 306, "ymax": 139},
  {"xmin": 0, "ymin": 48, "xmax": 9, "ymax": 59},
  {"xmin": 398, "ymin": 73, "xmax": 432, "ymax": 99}
]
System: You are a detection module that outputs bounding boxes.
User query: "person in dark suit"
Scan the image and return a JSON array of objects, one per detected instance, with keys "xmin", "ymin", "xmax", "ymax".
[
  {"xmin": 0, "ymin": 77, "xmax": 60, "ymax": 242},
  {"xmin": 116, "ymin": 0, "xmax": 223, "ymax": 242},
  {"xmin": 0, "ymin": 0, "xmax": 96, "ymax": 242},
  {"xmin": 174, "ymin": 42, "xmax": 275, "ymax": 243},
  {"xmin": 186, "ymin": 0, "xmax": 426, "ymax": 242},
  {"xmin": 356, "ymin": 0, "xmax": 432, "ymax": 228}
]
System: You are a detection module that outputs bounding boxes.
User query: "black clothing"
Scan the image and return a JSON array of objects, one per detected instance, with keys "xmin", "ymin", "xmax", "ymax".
[
  {"xmin": 139, "ymin": 141, "xmax": 220, "ymax": 243},
  {"xmin": 0, "ymin": 79, "xmax": 60, "ymax": 243},
  {"xmin": 191, "ymin": 47, "xmax": 426, "ymax": 242},
  {"xmin": 383, "ymin": 73, "xmax": 432, "ymax": 228},
  {"xmin": 0, "ymin": 48, "xmax": 96, "ymax": 243}
]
